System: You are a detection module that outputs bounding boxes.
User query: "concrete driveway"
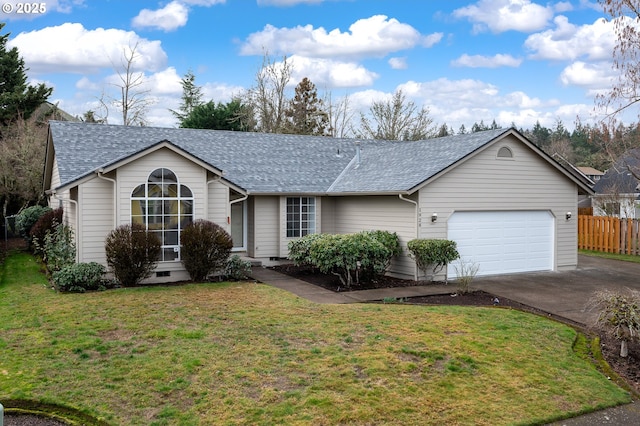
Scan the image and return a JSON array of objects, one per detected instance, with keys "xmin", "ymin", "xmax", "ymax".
[{"xmin": 474, "ymin": 254, "xmax": 640, "ymax": 326}]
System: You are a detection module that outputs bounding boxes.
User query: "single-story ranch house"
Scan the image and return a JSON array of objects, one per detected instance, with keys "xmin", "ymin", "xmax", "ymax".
[{"xmin": 43, "ymin": 121, "xmax": 593, "ymax": 283}]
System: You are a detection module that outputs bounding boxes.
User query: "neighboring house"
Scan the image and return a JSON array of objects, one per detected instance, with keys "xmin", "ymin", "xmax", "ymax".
[
  {"xmin": 43, "ymin": 121, "xmax": 592, "ymax": 282},
  {"xmin": 592, "ymin": 153, "xmax": 640, "ymax": 218},
  {"xmin": 551, "ymin": 154, "xmax": 599, "ymax": 213},
  {"xmin": 578, "ymin": 166, "xmax": 604, "ymax": 184}
]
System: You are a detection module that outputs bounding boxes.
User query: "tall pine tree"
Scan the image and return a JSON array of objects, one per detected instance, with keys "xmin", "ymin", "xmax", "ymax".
[
  {"xmin": 0, "ymin": 23, "xmax": 52, "ymax": 127},
  {"xmin": 284, "ymin": 77, "xmax": 330, "ymax": 136}
]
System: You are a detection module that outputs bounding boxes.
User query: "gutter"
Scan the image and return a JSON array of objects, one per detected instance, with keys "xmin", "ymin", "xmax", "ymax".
[{"xmin": 398, "ymin": 193, "xmax": 419, "ymax": 281}]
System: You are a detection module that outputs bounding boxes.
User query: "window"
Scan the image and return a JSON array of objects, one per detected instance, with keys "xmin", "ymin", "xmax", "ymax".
[
  {"xmin": 497, "ymin": 146, "xmax": 513, "ymax": 158},
  {"xmin": 286, "ymin": 197, "xmax": 315, "ymax": 238},
  {"xmin": 131, "ymin": 168, "xmax": 193, "ymax": 261}
]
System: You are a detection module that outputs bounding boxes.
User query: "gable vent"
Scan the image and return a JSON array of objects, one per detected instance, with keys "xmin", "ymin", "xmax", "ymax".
[{"xmin": 497, "ymin": 146, "xmax": 513, "ymax": 158}]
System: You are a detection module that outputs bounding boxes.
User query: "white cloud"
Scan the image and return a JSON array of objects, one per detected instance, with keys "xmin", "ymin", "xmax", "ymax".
[
  {"xmin": 288, "ymin": 55, "xmax": 378, "ymax": 88},
  {"xmin": 525, "ymin": 15, "xmax": 614, "ymax": 61},
  {"xmin": 560, "ymin": 61, "xmax": 614, "ymax": 88},
  {"xmin": 7, "ymin": 23, "xmax": 167, "ymax": 74},
  {"xmin": 240, "ymin": 15, "xmax": 442, "ymax": 59},
  {"xmin": 145, "ymin": 67, "xmax": 183, "ymax": 95},
  {"xmin": 453, "ymin": 0, "xmax": 554, "ymax": 33},
  {"xmin": 132, "ymin": 1, "xmax": 189, "ymax": 32},
  {"xmin": 388, "ymin": 57, "xmax": 408, "ymax": 69},
  {"xmin": 451, "ymin": 53, "xmax": 522, "ymax": 68},
  {"xmin": 554, "ymin": 1, "xmax": 573, "ymax": 12}
]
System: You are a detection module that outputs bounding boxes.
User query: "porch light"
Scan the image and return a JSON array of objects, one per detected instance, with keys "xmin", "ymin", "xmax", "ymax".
[
  {"xmin": 566, "ymin": 212, "xmax": 572, "ymax": 220},
  {"xmin": 431, "ymin": 213, "xmax": 438, "ymax": 222}
]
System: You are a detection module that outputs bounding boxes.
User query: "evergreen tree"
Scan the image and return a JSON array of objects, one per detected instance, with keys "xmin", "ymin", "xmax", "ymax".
[
  {"xmin": 0, "ymin": 23, "xmax": 52, "ymax": 127},
  {"xmin": 284, "ymin": 77, "xmax": 330, "ymax": 136},
  {"xmin": 180, "ymin": 99, "xmax": 251, "ymax": 131},
  {"xmin": 170, "ymin": 69, "xmax": 204, "ymax": 125}
]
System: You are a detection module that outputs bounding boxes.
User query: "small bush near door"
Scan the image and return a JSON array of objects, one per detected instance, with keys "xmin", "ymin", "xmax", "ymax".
[
  {"xmin": 180, "ymin": 220, "xmax": 233, "ymax": 282},
  {"xmin": 105, "ymin": 223, "xmax": 161, "ymax": 286}
]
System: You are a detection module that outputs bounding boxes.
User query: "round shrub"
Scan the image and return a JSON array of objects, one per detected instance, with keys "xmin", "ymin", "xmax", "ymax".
[
  {"xmin": 105, "ymin": 223, "xmax": 161, "ymax": 286},
  {"xmin": 15, "ymin": 205, "xmax": 51, "ymax": 242},
  {"xmin": 53, "ymin": 262, "xmax": 107, "ymax": 292},
  {"xmin": 180, "ymin": 219, "xmax": 233, "ymax": 281},
  {"xmin": 407, "ymin": 239, "xmax": 459, "ymax": 281},
  {"xmin": 308, "ymin": 232, "xmax": 392, "ymax": 288}
]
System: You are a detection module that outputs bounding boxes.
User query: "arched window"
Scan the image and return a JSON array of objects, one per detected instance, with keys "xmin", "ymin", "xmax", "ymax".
[
  {"xmin": 497, "ymin": 146, "xmax": 514, "ymax": 159},
  {"xmin": 131, "ymin": 168, "xmax": 193, "ymax": 262}
]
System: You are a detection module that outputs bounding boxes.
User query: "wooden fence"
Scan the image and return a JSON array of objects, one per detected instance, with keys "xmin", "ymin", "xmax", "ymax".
[{"xmin": 578, "ymin": 215, "xmax": 640, "ymax": 255}]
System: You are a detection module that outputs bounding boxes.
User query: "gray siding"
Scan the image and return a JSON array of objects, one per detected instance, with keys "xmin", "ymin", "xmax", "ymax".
[
  {"xmin": 332, "ymin": 195, "xmax": 418, "ymax": 278},
  {"xmin": 418, "ymin": 134, "xmax": 578, "ymax": 271},
  {"xmin": 78, "ymin": 176, "xmax": 114, "ymax": 264},
  {"xmin": 252, "ymin": 196, "xmax": 280, "ymax": 258},
  {"xmin": 207, "ymin": 179, "xmax": 229, "ymax": 227}
]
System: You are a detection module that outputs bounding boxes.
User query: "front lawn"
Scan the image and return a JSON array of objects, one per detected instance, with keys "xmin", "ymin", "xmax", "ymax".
[{"xmin": 0, "ymin": 252, "xmax": 631, "ymax": 425}]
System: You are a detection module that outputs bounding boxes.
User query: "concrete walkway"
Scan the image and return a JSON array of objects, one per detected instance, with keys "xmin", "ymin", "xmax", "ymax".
[
  {"xmin": 249, "ymin": 267, "xmax": 458, "ymax": 304},
  {"xmin": 250, "ymin": 256, "xmax": 640, "ymax": 426}
]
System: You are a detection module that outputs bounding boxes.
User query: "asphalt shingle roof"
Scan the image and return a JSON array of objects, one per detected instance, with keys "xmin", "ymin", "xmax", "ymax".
[{"xmin": 48, "ymin": 121, "xmax": 511, "ymax": 194}]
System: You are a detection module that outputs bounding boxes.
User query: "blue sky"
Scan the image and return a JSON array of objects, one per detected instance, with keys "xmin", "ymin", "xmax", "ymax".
[{"xmin": 2, "ymin": 0, "xmax": 620, "ymax": 131}]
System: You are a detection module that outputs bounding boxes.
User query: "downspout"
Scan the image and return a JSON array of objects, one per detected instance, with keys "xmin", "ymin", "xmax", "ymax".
[
  {"xmin": 97, "ymin": 169, "xmax": 117, "ymax": 228},
  {"xmin": 398, "ymin": 193, "xmax": 419, "ymax": 281},
  {"xmin": 51, "ymin": 190, "xmax": 79, "ymax": 263}
]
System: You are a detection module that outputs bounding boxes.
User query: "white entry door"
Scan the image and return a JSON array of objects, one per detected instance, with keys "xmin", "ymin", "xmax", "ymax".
[{"xmin": 447, "ymin": 210, "xmax": 554, "ymax": 278}]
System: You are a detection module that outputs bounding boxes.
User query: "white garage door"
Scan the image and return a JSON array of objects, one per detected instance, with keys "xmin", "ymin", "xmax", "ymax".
[{"xmin": 447, "ymin": 211, "xmax": 554, "ymax": 278}]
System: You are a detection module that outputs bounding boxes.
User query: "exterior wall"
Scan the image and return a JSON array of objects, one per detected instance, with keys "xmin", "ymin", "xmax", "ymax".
[
  {"xmin": 251, "ymin": 196, "xmax": 280, "ymax": 258},
  {"xmin": 78, "ymin": 175, "xmax": 115, "ymax": 265},
  {"xmin": 418, "ymin": 134, "xmax": 578, "ymax": 273},
  {"xmin": 320, "ymin": 196, "xmax": 336, "ymax": 234},
  {"xmin": 207, "ymin": 178, "xmax": 230, "ymax": 227},
  {"xmin": 330, "ymin": 194, "xmax": 418, "ymax": 279}
]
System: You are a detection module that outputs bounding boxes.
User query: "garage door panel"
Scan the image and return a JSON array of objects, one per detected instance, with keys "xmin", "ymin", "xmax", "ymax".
[{"xmin": 447, "ymin": 211, "xmax": 554, "ymax": 278}]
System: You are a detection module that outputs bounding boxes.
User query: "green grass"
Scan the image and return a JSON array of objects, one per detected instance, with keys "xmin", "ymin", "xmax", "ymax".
[
  {"xmin": 580, "ymin": 249, "xmax": 640, "ymax": 264},
  {"xmin": 0, "ymin": 251, "xmax": 632, "ymax": 425}
]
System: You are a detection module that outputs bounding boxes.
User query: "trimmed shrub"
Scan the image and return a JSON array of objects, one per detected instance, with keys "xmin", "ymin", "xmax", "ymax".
[
  {"xmin": 308, "ymin": 232, "xmax": 392, "ymax": 289},
  {"xmin": 362, "ymin": 230, "xmax": 402, "ymax": 273},
  {"xmin": 15, "ymin": 205, "xmax": 51, "ymax": 244},
  {"xmin": 180, "ymin": 219, "xmax": 233, "ymax": 281},
  {"xmin": 105, "ymin": 223, "xmax": 161, "ymax": 286},
  {"xmin": 40, "ymin": 222, "xmax": 76, "ymax": 273},
  {"xmin": 224, "ymin": 255, "xmax": 252, "ymax": 280},
  {"xmin": 30, "ymin": 208, "xmax": 64, "ymax": 256},
  {"xmin": 53, "ymin": 262, "xmax": 107, "ymax": 292},
  {"xmin": 288, "ymin": 233, "xmax": 325, "ymax": 266},
  {"xmin": 407, "ymin": 239, "xmax": 460, "ymax": 281}
]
